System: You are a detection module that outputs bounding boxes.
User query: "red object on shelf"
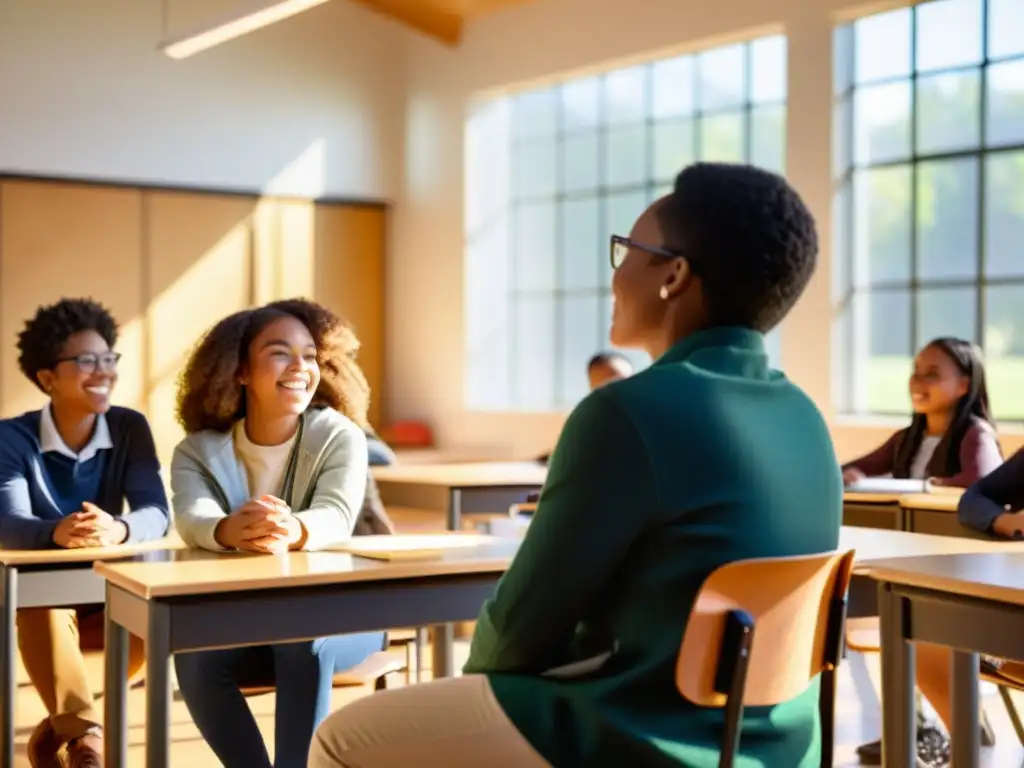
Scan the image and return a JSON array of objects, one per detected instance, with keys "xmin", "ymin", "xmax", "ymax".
[{"xmin": 380, "ymin": 420, "xmax": 434, "ymax": 448}]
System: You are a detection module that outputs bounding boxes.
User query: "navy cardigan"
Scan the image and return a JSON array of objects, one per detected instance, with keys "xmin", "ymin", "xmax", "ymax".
[
  {"xmin": 959, "ymin": 446, "xmax": 1024, "ymax": 535},
  {"xmin": 0, "ymin": 407, "xmax": 169, "ymax": 549}
]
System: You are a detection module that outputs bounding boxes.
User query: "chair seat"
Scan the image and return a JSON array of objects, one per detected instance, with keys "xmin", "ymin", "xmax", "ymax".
[
  {"xmin": 239, "ymin": 650, "xmax": 407, "ymax": 697},
  {"xmin": 845, "ymin": 617, "xmax": 882, "ymax": 653}
]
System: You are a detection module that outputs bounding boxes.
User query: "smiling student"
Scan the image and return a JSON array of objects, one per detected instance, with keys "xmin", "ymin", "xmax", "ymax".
[
  {"xmin": 309, "ymin": 163, "xmax": 839, "ymax": 767},
  {"xmin": 842, "ymin": 337, "xmax": 1001, "ymax": 488},
  {"xmin": 170, "ymin": 298, "xmax": 384, "ymax": 768},
  {"xmin": 0, "ymin": 298, "xmax": 168, "ymax": 768},
  {"xmin": 841, "ymin": 337, "xmax": 1003, "ymax": 766}
]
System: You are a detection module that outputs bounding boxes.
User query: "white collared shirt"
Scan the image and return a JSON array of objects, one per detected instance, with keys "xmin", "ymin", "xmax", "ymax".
[{"xmin": 39, "ymin": 405, "xmax": 113, "ymax": 463}]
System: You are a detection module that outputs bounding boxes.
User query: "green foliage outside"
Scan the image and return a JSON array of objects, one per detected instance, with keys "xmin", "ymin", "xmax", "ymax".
[{"xmin": 863, "ymin": 355, "xmax": 1024, "ymax": 421}]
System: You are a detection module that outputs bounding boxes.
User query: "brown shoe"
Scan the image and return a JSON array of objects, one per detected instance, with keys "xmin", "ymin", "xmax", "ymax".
[
  {"xmin": 26, "ymin": 720, "xmax": 62, "ymax": 768},
  {"xmin": 63, "ymin": 734, "xmax": 101, "ymax": 768}
]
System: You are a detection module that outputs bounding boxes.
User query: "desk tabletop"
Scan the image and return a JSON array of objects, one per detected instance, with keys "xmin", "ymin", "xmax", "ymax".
[
  {"xmin": 95, "ymin": 536, "xmax": 521, "ymax": 599},
  {"xmin": 839, "ymin": 526, "xmax": 1019, "ymax": 563},
  {"xmin": 371, "ymin": 461, "xmax": 547, "ymax": 488},
  {"xmin": 0, "ymin": 537, "xmax": 184, "ymax": 567},
  {"xmin": 93, "ymin": 526, "xmax": 1021, "ymax": 602},
  {"xmin": 899, "ymin": 490, "xmax": 963, "ymax": 512},
  {"xmin": 861, "ymin": 552, "xmax": 1024, "ymax": 607}
]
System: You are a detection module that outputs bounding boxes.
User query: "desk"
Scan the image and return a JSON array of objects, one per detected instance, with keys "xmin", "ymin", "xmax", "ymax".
[
  {"xmin": 372, "ymin": 462, "xmax": 544, "ymax": 661},
  {"xmin": 839, "ymin": 527, "xmax": 1023, "ymax": 619},
  {"xmin": 96, "ymin": 527, "xmax": 1016, "ymax": 768},
  {"xmin": 899, "ymin": 490, "xmax": 991, "ymax": 540},
  {"xmin": 0, "ymin": 539, "xmax": 181, "ymax": 767},
  {"xmin": 843, "ymin": 492, "xmax": 905, "ymax": 530},
  {"xmin": 372, "ymin": 462, "xmax": 546, "ymax": 530},
  {"xmin": 96, "ymin": 540, "xmax": 519, "ymax": 768},
  {"xmin": 865, "ymin": 552, "xmax": 1024, "ymax": 768}
]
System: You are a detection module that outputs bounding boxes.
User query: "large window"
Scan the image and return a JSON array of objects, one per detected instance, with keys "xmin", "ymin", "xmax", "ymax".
[
  {"xmin": 833, "ymin": 0, "xmax": 1024, "ymax": 420},
  {"xmin": 465, "ymin": 35, "xmax": 788, "ymax": 411}
]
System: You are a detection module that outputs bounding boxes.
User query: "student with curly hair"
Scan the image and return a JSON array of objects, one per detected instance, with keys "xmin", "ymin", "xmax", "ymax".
[
  {"xmin": 0, "ymin": 298, "xmax": 168, "ymax": 768},
  {"xmin": 170, "ymin": 298, "xmax": 385, "ymax": 768},
  {"xmin": 311, "ymin": 163, "xmax": 836, "ymax": 767}
]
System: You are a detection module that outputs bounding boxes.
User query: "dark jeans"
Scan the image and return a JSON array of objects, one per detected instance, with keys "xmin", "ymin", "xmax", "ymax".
[{"xmin": 174, "ymin": 632, "xmax": 385, "ymax": 768}]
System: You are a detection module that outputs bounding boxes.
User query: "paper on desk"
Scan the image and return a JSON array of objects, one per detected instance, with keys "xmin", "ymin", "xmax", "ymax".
[
  {"xmin": 846, "ymin": 478, "xmax": 931, "ymax": 494},
  {"xmin": 327, "ymin": 534, "xmax": 493, "ymax": 561}
]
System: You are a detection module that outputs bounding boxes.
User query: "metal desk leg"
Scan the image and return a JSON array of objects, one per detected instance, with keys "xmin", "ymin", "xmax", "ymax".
[
  {"xmin": 951, "ymin": 650, "xmax": 981, "ymax": 768},
  {"xmin": 431, "ymin": 623, "xmax": 456, "ymax": 679},
  {"xmin": 879, "ymin": 583, "xmax": 916, "ymax": 768},
  {"xmin": 447, "ymin": 488, "xmax": 463, "ymax": 531},
  {"xmin": 145, "ymin": 602, "xmax": 172, "ymax": 767},
  {"xmin": 103, "ymin": 589, "xmax": 129, "ymax": 768},
  {"xmin": 0, "ymin": 566, "xmax": 16, "ymax": 768},
  {"xmin": 432, "ymin": 487, "xmax": 465, "ymax": 679}
]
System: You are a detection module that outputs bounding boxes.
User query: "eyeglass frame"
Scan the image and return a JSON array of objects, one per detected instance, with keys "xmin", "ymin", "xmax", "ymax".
[
  {"xmin": 52, "ymin": 352, "xmax": 122, "ymax": 374},
  {"xmin": 610, "ymin": 234, "xmax": 692, "ymax": 272}
]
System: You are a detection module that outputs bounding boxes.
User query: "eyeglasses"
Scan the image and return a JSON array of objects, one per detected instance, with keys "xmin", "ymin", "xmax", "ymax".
[
  {"xmin": 53, "ymin": 352, "xmax": 121, "ymax": 374},
  {"xmin": 610, "ymin": 234, "xmax": 684, "ymax": 270}
]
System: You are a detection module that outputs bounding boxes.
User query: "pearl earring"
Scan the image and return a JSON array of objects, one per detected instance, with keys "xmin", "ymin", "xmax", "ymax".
[{"xmin": 659, "ymin": 286, "xmax": 669, "ymax": 300}]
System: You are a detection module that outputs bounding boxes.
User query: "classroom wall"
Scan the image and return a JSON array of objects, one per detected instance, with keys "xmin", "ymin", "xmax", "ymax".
[
  {"xmin": 0, "ymin": 0, "xmax": 405, "ymax": 200},
  {"xmin": 386, "ymin": 0, "xmax": 1024, "ymax": 461},
  {"xmin": 0, "ymin": 0, "xmax": 400, "ymax": 464}
]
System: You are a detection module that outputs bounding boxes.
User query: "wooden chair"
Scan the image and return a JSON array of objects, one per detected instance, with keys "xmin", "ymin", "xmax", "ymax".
[
  {"xmin": 846, "ymin": 617, "xmax": 1024, "ymax": 745},
  {"xmin": 676, "ymin": 550, "xmax": 856, "ymax": 768}
]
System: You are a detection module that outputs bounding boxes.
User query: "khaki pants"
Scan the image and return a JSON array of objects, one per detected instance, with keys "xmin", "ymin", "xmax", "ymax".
[
  {"xmin": 309, "ymin": 674, "xmax": 549, "ymax": 767},
  {"xmin": 17, "ymin": 606, "xmax": 145, "ymax": 742}
]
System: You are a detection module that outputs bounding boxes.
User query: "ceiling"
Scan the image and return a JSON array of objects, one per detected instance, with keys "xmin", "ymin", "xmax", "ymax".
[{"xmin": 348, "ymin": 0, "xmax": 531, "ymax": 45}]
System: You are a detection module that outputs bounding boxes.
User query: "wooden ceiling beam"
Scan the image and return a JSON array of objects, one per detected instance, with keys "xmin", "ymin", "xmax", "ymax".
[{"xmin": 349, "ymin": 0, "xmax": 463, "ymax": 45}]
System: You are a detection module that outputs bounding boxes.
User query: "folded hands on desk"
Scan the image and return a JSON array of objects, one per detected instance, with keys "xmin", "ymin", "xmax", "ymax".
[{"xmin": 214, "ymin": 494, "xmax": 307, "ymax": 554}]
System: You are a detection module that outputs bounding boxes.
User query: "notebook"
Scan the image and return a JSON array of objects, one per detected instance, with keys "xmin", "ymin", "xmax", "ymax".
[
  {"xmin": 329, "ymin": 534, "xmax": 494, "ymax": 561},
  {"xmin": 845, "ymin": 478, "xmax": 931, "ymax": 494}
]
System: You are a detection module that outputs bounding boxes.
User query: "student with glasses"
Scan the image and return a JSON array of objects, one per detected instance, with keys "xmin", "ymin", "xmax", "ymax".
[{"xmin": 0, "ymin": 298, "xmax": 169, "ymax": 768}]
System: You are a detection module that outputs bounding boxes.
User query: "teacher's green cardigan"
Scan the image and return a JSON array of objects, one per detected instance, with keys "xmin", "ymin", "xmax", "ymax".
[{"xmin": 465, "ymin": 327, "xmax": 843, "ymax": 767}]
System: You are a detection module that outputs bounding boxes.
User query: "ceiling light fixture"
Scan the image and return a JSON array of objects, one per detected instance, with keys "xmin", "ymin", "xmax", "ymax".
[{"xmin": 160, "ymin": 0, "xmax": 331, "ymax": 60}]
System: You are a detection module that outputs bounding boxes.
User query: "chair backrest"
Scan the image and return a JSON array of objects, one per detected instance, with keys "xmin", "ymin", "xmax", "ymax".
[{"xmin": 676, "ymin": 549, "xmax": 856, "ymax": 708}]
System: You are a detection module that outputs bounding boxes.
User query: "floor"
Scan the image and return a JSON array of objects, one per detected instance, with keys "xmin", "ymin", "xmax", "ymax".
[{"xmin": 8, "ymin": 643, "xmax": 1024, "ymax": 766}]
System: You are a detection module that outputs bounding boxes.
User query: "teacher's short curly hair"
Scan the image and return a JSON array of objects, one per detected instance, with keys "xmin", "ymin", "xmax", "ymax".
[
  {"xmin": 17, "ymin": 298, "xmax": 119, "ymax": 390},
  {"xmin": 176, "ymin": 298, "xmax": 370, "ymax": 434}
]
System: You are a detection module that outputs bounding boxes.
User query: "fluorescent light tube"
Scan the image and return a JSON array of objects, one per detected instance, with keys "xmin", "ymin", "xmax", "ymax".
[{"xmin": 160, "ymin": 0, "xmax": 331, "ymax": 60}]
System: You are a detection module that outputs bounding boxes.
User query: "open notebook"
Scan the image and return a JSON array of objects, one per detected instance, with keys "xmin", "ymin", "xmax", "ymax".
[
  {"xmin": 845, "ymin": 477, "xmax": 931, "ymax": 494},
  {"xmin": 328, "ymin": 534, "xmax": 494, "ymax": 561}
]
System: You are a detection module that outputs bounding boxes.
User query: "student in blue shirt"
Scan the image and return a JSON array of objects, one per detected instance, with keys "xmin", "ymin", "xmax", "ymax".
[{"xmin": 0, "ymin": 298, "xmax": 169, "ymax": 768}]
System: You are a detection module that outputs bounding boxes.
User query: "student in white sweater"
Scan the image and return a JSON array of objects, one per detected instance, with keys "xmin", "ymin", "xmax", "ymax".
[{"xmin": 171, "ymin": 299, "xmax": 383, "ymax": 768}]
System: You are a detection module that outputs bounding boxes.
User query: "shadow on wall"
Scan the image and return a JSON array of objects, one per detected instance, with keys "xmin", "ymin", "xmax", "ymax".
[{"xmin": 0, "ymin": 140, "xmax": 388, "ymax": 471}]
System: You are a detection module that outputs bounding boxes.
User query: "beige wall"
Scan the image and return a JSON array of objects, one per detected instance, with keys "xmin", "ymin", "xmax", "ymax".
[
  {"xmin": 0, "ymin": 0, "xmax": 405, "ymax": 200},
  {"xmin": 386, "ymin": 0, "xmax": 1024, "ymax": 461}
]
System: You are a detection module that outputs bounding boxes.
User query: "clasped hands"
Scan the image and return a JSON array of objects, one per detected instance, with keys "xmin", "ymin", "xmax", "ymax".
[
  {"xmin": 53, "ymin": 502, "xmax": 129, "ymax": 549},
  {"xmin": 214, "ymin": 495, "xmax": 307, "ymax": 553}
]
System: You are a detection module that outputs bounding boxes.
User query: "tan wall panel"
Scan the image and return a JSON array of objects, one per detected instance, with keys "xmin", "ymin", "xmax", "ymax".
[
  {"xmin": 314, "ymin": 205, "xmax": 386, "ymax": 429},
  {"xmin": 146, "ymin": 191, "xmax": 256, "ymax": 468},
  {"xmin": 252, "ymin": 198, "xmax": 317, "ymax": 303},
  {"xmin": 0, "ymin": 181, "xmax": 144, "ymax": 418}
]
